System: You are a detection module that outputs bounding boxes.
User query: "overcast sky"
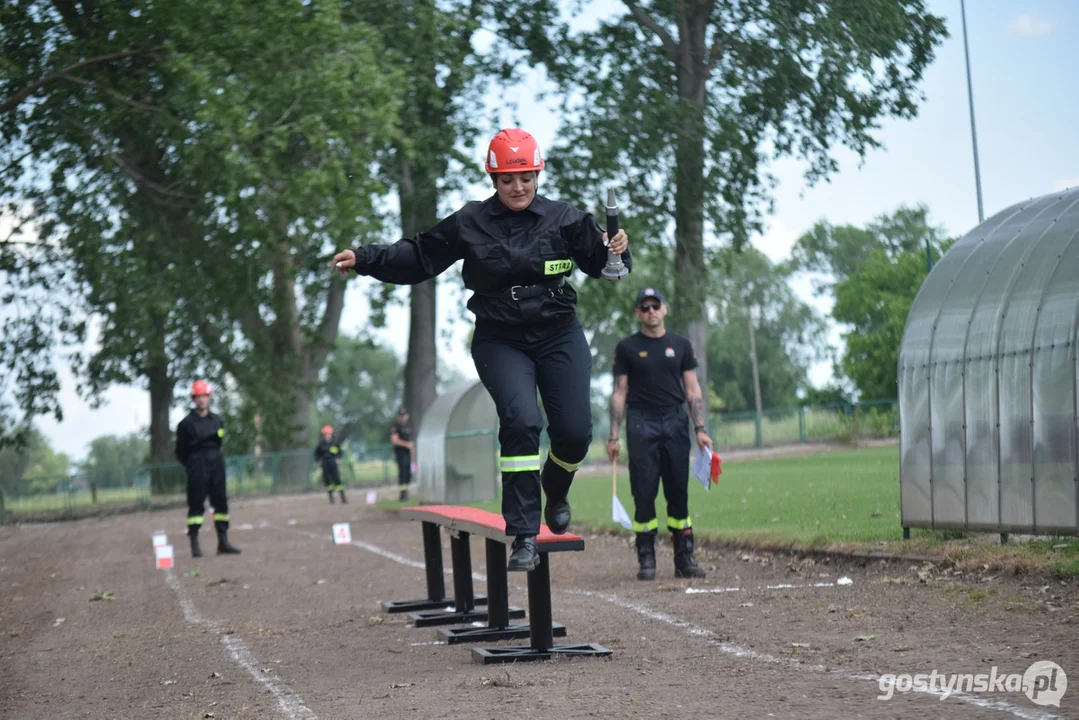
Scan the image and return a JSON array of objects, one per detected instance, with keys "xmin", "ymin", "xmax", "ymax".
[{"xmin": 22, "ymin": 0, "xmax": 1079, "ymax": 461}]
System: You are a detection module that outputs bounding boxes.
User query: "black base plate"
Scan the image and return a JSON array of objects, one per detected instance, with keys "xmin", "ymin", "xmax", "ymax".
[
  {"xmin": 471, "ymin": 642, "xmax": 612, "ymax": 664},
  {"xmin": 381, "ymin": 596, "xmax": 488, "ymax": 613},
  {"xmin": 437, "ymin": 622, "xmax": 567, "ymax": 645},
  {"xmin": 408, "ymin": 605, "xmax": 525, "ymax": 628}
]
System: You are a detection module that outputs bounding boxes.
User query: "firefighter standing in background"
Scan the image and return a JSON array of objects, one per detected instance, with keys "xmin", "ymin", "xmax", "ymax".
[
  {"xmin": 175, "ymin": 380, "xmax": 241, "ymax": 558},
  {"xmin": 315, "ymin": 425, "xmax": 346, "ymax": 504},
  {"xmin": 332, "ymin": 128, "xmax": 631, "ymax": 571},
  {"xmin": 607, "ymin": 288, "xmax": 709, "ymax": 580},
  {"xmin": 390, "ymin": 408, "xmax": 414, "ymax": 501}
]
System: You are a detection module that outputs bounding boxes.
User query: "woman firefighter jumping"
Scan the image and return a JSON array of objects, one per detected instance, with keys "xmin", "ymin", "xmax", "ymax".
[{"xmin": 332, "ymin": 129, "xmax": 631, "ymax": 572}]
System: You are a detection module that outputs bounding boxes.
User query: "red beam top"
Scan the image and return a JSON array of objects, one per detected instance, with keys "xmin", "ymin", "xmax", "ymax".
[{"xmin": 401, "ymin": 505, "xmax": 584, "ymax": 552}]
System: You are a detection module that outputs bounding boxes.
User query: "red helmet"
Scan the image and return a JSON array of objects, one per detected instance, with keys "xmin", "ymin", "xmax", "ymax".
[
  {"xmin": 485, "ymin": 128, "xmax": 544, "ymax": 174},
  {"xmin": 321, "ymin": 425, "xmax": 333, "ymax": 435},
  {"xmin": 190, "ymin": 380, "xmax": 211, "ymax": 398}
]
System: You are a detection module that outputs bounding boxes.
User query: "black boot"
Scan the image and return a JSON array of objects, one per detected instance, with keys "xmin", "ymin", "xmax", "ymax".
[
  {"xmin": 540, "ymin": 460, "xmax": 572, "ymax": 535},
  {"xmin": 339, "ymin": 490, "xmax": 347, "ymax": 504},
  {"xmin": 399, "ymin": 487, "xmax": 409, "ymax": 502},
  {"xmin": 216, "ymin": 527, "xmax": 241, "ymax": 555},
  {"xmin": 327, "ymin": 491, "xmax": 335, "ymax": 504},
  {"xmin": 189, "ymin": 530, "xmax": 203, "ymax": 558},
  {"xmin": 543, "ymin": 496, "xmax": 571, "ymax": 535},
  {"xmin": 507, "ymin": 535, "xmax": 539, "ymax": 572},
  {"xmin": 635, "ymin": 532, "xmax": 656, "ymax": 581},
  {"xmin": 672, "ymin": 529, "xmax": 706, "ymax": 578}
]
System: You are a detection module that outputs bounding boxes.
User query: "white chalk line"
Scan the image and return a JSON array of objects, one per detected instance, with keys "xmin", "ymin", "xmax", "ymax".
[
  {"xmin": 300, "ymin": 525, "xmax": 1057, "ymax": 720},
  {"xmin": 685, "ymin": 581, "xmax": 849, "ymax": 594},
  {"xmin": 567, "ymin": 590, "xmax": 1057, "ymax": 720},
  {"xmin": 277, "ymin": 525, "xmax": 487, "ymax": 582},
  {"xmin": 163, "ymin": 570, "xmax": 317, "ymax": 720}
]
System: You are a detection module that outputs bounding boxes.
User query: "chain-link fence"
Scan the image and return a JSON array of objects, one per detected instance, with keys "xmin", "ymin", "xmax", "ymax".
[
  {"xmin": 571, "ymin": 399, "xmax": 898, "ymax": 465},
  {"xmin": 1, "ymin": 400, "xmax": 897, "ymax": 524},
  {"xmin": 0, "ymin": 444, "xmax": 401, "ymax": 524}
]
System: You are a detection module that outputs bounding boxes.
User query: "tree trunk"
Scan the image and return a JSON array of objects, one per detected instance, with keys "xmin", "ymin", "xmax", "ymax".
[
  {"xmin": 673, "ymin": 60, "xmax": 710, "ymax": 397},
  {"xmin": 399, "ymin": 156, "xmax": 439, "ymax": 431},
  {"xmin": 147, "ymin": 356, "xmax": 176, "ymax": 494},
  {"xmin": 271, "ymin": 236, "xmax": 307, "ymax": 449}
]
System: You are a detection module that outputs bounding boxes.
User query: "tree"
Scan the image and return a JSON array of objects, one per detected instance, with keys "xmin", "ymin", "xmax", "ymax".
[
  {"xmin": 798, "ymin": 205, "xmax": 953, "ymax": 398},
  {"xmin": 23, "ymin": 437, "xmax": 72, "ymax": 483},
  {"xmin": 314, "ymin": 336, "xmax": 403, "ymax": 449},
  {"xmin": 573, "ymin": 225, "xmax": 674, "ymax": 375},
  {"xmin": 0, "ymin": 241, "xmax": 68, "ymax": 450},
  {"xmin": 0, "ymin": 1, "xmax": 197, "ymax": 456},
  {"xmin": 343, "ymin": 0, "xmax": 486, "ymax": 432},
  {"xmin": 790, "ymin": 204, "xmax": 945, "ymax": 291},
  {"xmin": 82, "ymin": 433, "xmax": 148, "ymax": 479},
  {"xmin": 492, "ymin": 0, "xmax": 948, "ymax": 400},
  {"xmin": 801, "ymin": 383, "xmax": 852, "ymax": 407},
  {"xmin": 3, "ymin": 1, "xmax": 401, "ymax": 457},
  {"xmin": 706, "ymin": 248, "xmax": 825, "ymax": 411},
  {"xmin": 832, "ymin": 243, "xmax": 947, "ymax": 399},
  {"xmin": 174, "ymin": 0, "xmax": 399, "ymax": 451},
  {"xmin": 0, "ymin": 426, "xmax": 56, "ymax": 497}
]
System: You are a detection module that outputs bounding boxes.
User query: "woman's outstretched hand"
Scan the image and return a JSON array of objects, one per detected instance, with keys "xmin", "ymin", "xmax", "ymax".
[{"xmin": 332, "ymin": 249, "xmax": 356, "ymax": 276}]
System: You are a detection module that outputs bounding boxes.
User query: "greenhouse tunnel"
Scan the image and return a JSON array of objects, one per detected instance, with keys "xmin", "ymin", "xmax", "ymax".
[{"xmin": 899, "ymin": 187, "xmax": 1079, "ymax": 535}]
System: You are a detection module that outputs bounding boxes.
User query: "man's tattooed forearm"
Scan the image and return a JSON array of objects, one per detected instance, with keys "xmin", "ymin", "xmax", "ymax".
[
  {"xmin": 689, "ymin": 395, "xmax": 707, "ymax": 427},
  {"xmin": 609, "ymin": 397, "xmax": 625, "ymax": 435}
]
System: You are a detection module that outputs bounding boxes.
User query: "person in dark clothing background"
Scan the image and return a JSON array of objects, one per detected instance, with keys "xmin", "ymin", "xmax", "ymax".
[
  {"xmin": 315, "ymin": 424, "xmax": 346, "ymax": 504},
  {"xmin": 390, "ymin": 408, "xmax": 415, "ymax": 501},
  {"xmin": 333, "ymin": 128, "xmax": 630, "ymax": 572},
  {"xmin": 607, "ymin": 288, "xmax": 710, "ymax": 580},
  {"xmin": 175, "ymin": 380, "xmax": 241, "ymax": 558}
]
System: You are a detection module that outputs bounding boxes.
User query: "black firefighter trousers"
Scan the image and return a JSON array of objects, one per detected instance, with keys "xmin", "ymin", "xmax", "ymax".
[
  {"xmin": 471, "ymin": 319, "xmax": 592, "ymax": 536},
  {"xmin": 185, "ymin": 450, "xmax": 230, "ymax": 535},
  {"xmin": 626, "ymin": 406, "xmax": 692, "ymax": 534},
  {"xmin": 395, "ymin": 450, "xmax": 411, "ymax": 489},
  {"xmin": 322, "ymin": 460, "xmax": 343, "ymax": 491}
]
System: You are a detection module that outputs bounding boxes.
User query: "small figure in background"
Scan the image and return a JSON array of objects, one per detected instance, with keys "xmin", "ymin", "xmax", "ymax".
[
  {"xmin": 175, "ymin": 380, "xmax": 241, "ymax": 557},
  {"xmin": 315, "ymin": 425, "xmax": 346, "ymax": 504},
  {"xmin": 390, "ymin": 407, "xmax": 415, "ymax": 501}
]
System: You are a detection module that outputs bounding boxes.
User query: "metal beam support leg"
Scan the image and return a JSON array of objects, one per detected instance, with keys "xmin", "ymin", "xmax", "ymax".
[
  {"xmin": 437, "ymin": 538, "xmax": 562, "ymax": 645},
  {"xmin": 381, "ymin": 522, "xmax": 488, "ymax": 613}
]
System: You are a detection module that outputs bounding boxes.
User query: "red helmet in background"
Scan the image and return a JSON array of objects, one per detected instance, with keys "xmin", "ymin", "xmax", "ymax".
[
  {"xmin": 321, "ymin": 425, "xmax": 334, "ymax": 435},
  {"xmin": 485, "ymin": 128, "xmax": 544, "ymax": 174},
  {"xmin": 191, "ymin": 380, "xmax": 211, "ymax": 398}
]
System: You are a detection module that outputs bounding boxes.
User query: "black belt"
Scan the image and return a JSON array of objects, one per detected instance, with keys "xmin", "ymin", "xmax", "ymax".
[{"xmin": 478, "ymin": 276, "xmax": 565, "ymax": 301}]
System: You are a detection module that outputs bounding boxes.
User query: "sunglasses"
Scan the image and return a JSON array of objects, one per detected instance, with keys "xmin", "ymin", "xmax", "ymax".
[{"xmin": 638, "ymin": 302, "xmax": 662, "ymax": 312}]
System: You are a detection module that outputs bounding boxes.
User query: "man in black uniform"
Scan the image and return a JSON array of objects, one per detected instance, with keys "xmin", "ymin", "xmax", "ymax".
[
  {"xmin": 332, "ymin": 128, "xmax": 630, "ymax": 571},
  {"xmin": 175, "ymin": 380, "xmax": 241, "ymax": 558},
  {"xmin": 608, "ymin": 288, "xmax": 711, "ymax": 580},
  {"xmin": 390, "ymin": 408, "xmax": 414, "ymax": 501},
  {"xmin": 314, "ymin": 424, "xmax": 346, "ymax": 504}
]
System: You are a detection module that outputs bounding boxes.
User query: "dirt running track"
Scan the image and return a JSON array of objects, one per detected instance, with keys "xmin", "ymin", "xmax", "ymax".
[{"xmin": 1, "ymin": 492, "xmax": 1076, "ymax": 719}]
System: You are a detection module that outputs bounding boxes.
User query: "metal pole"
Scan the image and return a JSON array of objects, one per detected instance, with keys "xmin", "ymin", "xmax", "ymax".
[
  {"xmin": 960, "ymin": 0, "xmax": 985, "ymax": 223},
  {"xmin": 449, "ymin": 531, "xmax": 475, "ymax": 612},
  {"xmin": 421, "ymin": 522, "xmax": 446, "ymax": 601},
  {"xmin": 747, "ymin": 305, "xmax": 764, "ymax": 447}
]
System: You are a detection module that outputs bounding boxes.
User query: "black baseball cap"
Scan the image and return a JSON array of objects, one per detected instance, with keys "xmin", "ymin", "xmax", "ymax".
[
  {"xmin": 397, "ymin": 406, "xmax": 409, "ymax": 415},
  {"xmin": 636, "ymin": 287, "xmax": 664, "ymax": 307}
]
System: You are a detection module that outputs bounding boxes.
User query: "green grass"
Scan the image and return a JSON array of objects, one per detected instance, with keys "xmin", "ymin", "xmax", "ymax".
[
  {"xmin": 2, "ymin": 459, "xmax": 394, "ymax": 521},
  {"xmin": 573, "ymin": 405, "xmax": 897, "ymax": 463},
  {"xmin": 377, "ymin": 445, "xmax": 1079, "ymax": 577},
  {"xmin": 4, "ymin": 486, "xmax": 149, "ymax": 515},
  {"xmin": 381, "ymin": 445, "xmax": 905, "ymax": 544}
]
